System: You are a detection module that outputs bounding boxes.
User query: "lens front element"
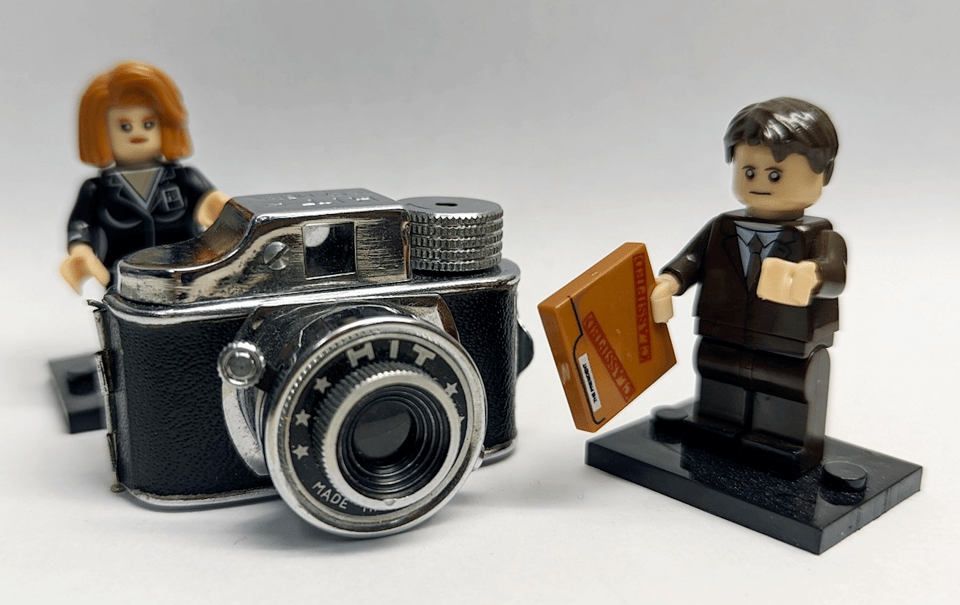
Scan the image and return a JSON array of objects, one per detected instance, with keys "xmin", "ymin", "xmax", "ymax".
[
  {"xmin": 315, "ymin": 363, "xmax": 459, "ymax": 509},
  {"xmin": 353, "ymin": 397, "xmax": 415, "ymax": 461}
]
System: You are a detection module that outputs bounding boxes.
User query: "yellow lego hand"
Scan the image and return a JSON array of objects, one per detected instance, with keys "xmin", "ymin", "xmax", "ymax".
[
  {"xmin": 757, "ymin": 258, "xmax": 821, "ymax": 306},
  {"xmin": 651, "ymin": 274, "xmax": 680, "ymax": 323},
  {"xmin": 60, "ymin": 243, "xmax": 110, "ymax": 294},
  {"xmin": 195, "ymin": 190, "xmax": 231, "ymax": 229}
]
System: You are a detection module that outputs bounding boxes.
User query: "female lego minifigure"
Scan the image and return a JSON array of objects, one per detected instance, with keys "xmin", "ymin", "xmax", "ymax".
[{"xmin": 60, "ymin": 61, "xmax": 229, "ymax": 292}]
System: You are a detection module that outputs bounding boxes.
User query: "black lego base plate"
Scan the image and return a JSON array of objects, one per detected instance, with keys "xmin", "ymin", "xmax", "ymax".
[
  {"xmin": 586, "ymin": 404, "xmax": 922, "ymax": 554},
  {"xmin": 49, "ymin": 353, "xmax": 106, "ymax": 434}
]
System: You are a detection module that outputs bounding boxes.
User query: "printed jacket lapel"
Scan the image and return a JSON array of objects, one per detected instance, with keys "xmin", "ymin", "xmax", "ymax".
[{"xmin": 101, "ymin": 170, "xmax": 151, "ymax": 219}]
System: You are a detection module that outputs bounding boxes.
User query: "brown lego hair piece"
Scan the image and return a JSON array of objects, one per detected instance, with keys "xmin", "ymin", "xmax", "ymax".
[
  {"xmin": 724, "ymin": 97, "xmax": 839, "ymax": 185},
  {"xmin": 78, "ymin": 61, "xmax": 192, "ymax": 167}
]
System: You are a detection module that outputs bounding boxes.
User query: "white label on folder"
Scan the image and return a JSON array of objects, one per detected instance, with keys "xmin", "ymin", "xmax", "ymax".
[{"xmin": 578, "ymin": 353, "xmax": 602, "ymax": 412}]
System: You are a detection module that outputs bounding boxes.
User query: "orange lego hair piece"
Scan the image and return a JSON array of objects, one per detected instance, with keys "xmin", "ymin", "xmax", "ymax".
[
  {"xmin": 539, "ymin": 243, "xmax": 676, "ymax": 432},
  {"xmin": 78, "ymin": 61, "xmax": 191, "ymax": 167}
]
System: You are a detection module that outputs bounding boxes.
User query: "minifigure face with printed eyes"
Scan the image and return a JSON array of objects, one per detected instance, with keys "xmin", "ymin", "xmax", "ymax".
[
  {"xmin": 732, "ymin": 142, "xmax": 824, "ymax": 220},
  {"xmin": 106, "ymin": 105, "xmax": 162, "ymax": 166}
]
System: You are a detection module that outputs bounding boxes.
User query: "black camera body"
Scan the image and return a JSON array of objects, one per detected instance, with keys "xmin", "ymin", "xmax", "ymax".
[{"xmin": 95, "ymin": 189, "xmax": 531, "ymax": 536}]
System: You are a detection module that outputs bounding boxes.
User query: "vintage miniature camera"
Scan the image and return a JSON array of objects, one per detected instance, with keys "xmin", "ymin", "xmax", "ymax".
[{"xmin": 94, "ymin": 189, "xmax": 533, "ymax": 537}]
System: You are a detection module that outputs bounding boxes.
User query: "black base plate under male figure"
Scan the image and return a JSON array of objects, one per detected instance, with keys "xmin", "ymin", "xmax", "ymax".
[
  {"xmin": 585, "ymin": 404, "xmax": 922, "ymax": 554},
  {"xmin": 49, "ymin": 353, "xmax": 106, "ymax": 433}
]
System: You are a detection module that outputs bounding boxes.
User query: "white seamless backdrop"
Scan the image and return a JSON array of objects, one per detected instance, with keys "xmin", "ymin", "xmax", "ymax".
[{"xmin": 0, "ymin": 2, "xmax": 955, "ymax": 603}]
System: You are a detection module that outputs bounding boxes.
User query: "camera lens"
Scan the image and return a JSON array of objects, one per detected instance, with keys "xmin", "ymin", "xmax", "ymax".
[
  {"xmin": 331, "ymin": 378, "xmax": 452, "ymax": 500},
  {"xmin": 352, "ymin": 398, "xmax": 414, "ymax": 461},
  {"xmin": 262, "ymin": 314, "xmax": 486, "ymax": 536},
  {"xmin": 312, "ymin": 362, "xmax": 462, "ymax": 509}
]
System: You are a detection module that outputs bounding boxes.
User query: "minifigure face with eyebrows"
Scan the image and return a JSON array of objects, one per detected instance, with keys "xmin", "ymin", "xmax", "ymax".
[
  {"xmin": 732, "ymin": 142, "xmax": 824, "ymax": 220},
  {"xmin": 106, "ymin": 105, "xmax": 162, "ymax": 166}
]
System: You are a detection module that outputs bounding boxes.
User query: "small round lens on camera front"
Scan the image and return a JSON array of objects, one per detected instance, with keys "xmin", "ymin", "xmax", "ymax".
[
  {"xmin": 352, "ymin": 399, "xmax": 414, "ymax": 461},
  {"xmin": 331, "ymin": 377, "xmax": 453, "ymax": 501},
  {"xmin": 313, "ymin": 363, "xmax": 459, "ymax": 506}
]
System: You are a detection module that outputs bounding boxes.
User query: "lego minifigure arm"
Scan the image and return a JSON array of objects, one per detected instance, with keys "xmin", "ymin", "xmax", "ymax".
[
  {"xmin": 61, "ymin": 179, "xmax": 110, "ymax": 293},
  {"xmin": 651, "ymin": 219, "xmax": 712, "ymax": 323},
  {"xmin": 811, "ymin": 229, "xmax": 846, "ymax": 298}
]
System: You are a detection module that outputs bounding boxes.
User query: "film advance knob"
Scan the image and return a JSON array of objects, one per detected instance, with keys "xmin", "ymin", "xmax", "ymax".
[{"xmin": 401, "ymin": 197, "xmax": 504, "ymax": 273}]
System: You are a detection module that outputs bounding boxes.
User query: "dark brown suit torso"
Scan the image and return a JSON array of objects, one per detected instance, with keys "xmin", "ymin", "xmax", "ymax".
[{"xmin": 662, "ymin": 210, "xmax": 846, "ymax": 358}]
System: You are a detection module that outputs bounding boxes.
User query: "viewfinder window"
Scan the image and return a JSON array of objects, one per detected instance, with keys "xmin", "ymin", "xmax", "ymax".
[{"xmin": 303, "ymin": 222, "xmax": 356, "ymax": 278}]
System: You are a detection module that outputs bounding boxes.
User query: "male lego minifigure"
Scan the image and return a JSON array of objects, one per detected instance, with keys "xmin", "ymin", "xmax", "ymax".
[
  {"xmin": 60, "ymin": 61, "xmax": 229, "ymax": 292},
  {"xmin": 650, "ymin": 97, "xmax": 846, "ymax": 478}
]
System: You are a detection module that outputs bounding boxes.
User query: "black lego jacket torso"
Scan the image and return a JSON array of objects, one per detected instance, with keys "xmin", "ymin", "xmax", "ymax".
[{"xmin": 67, "ymin": 162, "xmax": 214, "ymax": 272}]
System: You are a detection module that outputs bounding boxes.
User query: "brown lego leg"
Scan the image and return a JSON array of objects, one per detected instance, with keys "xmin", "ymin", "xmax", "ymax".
[
  {"xmin": 684, "ymin": 338, "xmax": 752, "ymax": 457},
  {"xmin": 740, "ymin": 346, "xmax": 829, "ymax": 477}
]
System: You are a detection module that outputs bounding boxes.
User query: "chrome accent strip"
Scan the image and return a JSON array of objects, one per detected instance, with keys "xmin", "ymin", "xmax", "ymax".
[
  {"xmin": 480, "ymin": 437, "xmax": 518, "ymax": 466},
  {"xmin": 122, "ymin": 486, "xmax": 278, "ymax": 508},
  {"xmin": 102, "ymin": 260, "xmax": 521, "ymax": 326}
]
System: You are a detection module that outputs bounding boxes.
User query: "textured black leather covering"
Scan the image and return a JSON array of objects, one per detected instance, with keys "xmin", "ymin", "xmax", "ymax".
[
  {"xmin": 104, "ymin": 312, "xmax": 272, "ymax": 498},
  {"xmin": 102, "ymin": 270, "xmax": 522, "ymax": 499},
  {"xmin": 442, "ymin": 286, "xmax": 519, "ymax": 450}
]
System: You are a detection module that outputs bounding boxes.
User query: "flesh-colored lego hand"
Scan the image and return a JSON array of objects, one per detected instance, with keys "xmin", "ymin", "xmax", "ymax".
[
  {"xmin": 195, "ymin": 190, "xmax": 231, "ymax": 229},
  {"xmin": 757, "ymin": 258, "xmax": 821, "ymax": 306},
  {"xmin": 651, "ymin": 273, "xmax": 680, "ymax": 323},
  {"xmin": 59, "ymin": 243, "xmax": 110, "ymax": 294}
]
